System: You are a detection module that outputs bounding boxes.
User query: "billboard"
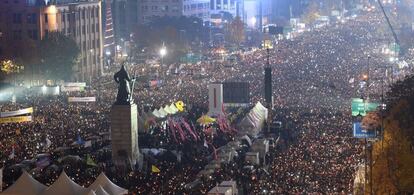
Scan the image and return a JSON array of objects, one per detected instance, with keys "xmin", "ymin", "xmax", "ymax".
[
  {"xmin": 351, "ymin": 98, "xmax": 379, "ymax": 116},
  {"xmin": 68, "ymin": 97, "xmax": 96, "ymax": 103},
  {"xmin": 223, "ymin": 82, "xmax": 250, "ymax": 104},
  {"xmin": 353, "ymin": 122, "xmax": 377, "ymax": 138}
]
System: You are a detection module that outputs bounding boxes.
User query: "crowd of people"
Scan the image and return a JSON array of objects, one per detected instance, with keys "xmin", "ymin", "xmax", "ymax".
[{"xmin": 1, "ymin": 10, "xmax": 413, "ymax": 194}]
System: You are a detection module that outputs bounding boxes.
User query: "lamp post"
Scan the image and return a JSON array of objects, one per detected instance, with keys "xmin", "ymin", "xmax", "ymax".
[{"xmin": 159, "ymin": 43, "xmax": 167, "ymax": 67}]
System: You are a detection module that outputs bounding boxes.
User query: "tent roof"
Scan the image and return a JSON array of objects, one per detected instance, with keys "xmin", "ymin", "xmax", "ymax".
[
  {"xmin": 42, "ymin": 171, "xmax": 88, "ymax": 195},
  {"xmin": 169, "ymin": 104, "xmax": 178, "ymax": 113},
  {"xmin": 158, "ymin": 108, "xmax": 167, "ymax": 117},
  {"xmin": 94, "ymin": 186, "xmax": 110, "ymax": 195},
  {"xmin": 2, "ymin": 171, "xmax": 47, "ymax": 195},
  {"xmin": 152, "ymin": 109, "xmax": 161, "ymax": 118},
  {"xmin": 86, "ymin": 190, "xmax": 97, "ymax": 195},
  {"xmin": 88, "ymin": 173, "xmax": 127, "ymax": 195},
  {"xmin": 164, "ymin": 105, "xmax": 173, "ymax": 114}
]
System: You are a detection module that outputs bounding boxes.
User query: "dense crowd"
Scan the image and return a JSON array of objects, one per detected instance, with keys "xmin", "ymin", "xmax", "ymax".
[{"xmin": 1, "ymin": 11, "xmax": 413, "ymax": 194}]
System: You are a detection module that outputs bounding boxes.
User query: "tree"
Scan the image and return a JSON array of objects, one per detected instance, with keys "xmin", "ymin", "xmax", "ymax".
[
  {"xmin": 130, "ymin": 16, "xmax": 207, "ymax": 63},
  {"xmin": 301, "ymin": 1, "xmax": 320, "ymax": 25},
  {"xmin": 0, "ymin": 60, "xmax": 24, "ymax": 82},
  {"xmin": 0, "ymin": 38, "xmax": 39, "ymax": 83},
  {"xmin": 370, "ymin": 75, "xmax": 414, "ymax": 194},
  {"xmin": 39, "ymin": 32, "xmax": 79, "ymax": 81},
  {"xmin": 228, "ymin": 16, "xmax": 245, "ymax": 46}
]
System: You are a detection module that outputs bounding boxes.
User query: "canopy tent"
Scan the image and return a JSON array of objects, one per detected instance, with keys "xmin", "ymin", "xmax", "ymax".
[
  {"xmin": 1, "ymin": 171, "xmax": 47, "ymax": 195},
  {"xmin": 88, "ymin": 173, "xmax": 127, "ymax": 195},
  {"xmin": 197, "ymin": 115, "xmax": 216, "ymax": 125},
  {"xmin": 169, "ymin": 103, "xmax": 179, "ymax": 113},
  {"xmin": 152, "ymin": 109, "xmax": 162, "ymax": 118},
  {"xmin": 86, "ymin": 190, "xmax": 97, "ymax": 195},
  {"xmin": 238, "ymin": 102, "xmax": 268, "ymax": 137},
  {"xmin": 94, "ymin": 186, "xmax": 110, "ymax": 195},
  {"xmin": 42, "ymin": 171, "xmax": 89, "ymax": 195},
  {"xmin": 163, "ymin": 105, "xmax": 174, "ymax": 114},
  {"xmin": 158, "ymin": 108, "xmax": 168, "ymax": 117}
]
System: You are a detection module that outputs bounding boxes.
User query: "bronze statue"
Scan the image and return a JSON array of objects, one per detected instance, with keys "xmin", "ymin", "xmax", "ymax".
[{"xmin": 114, "ymin": 65, "xmax": 135, "ymax": 105}]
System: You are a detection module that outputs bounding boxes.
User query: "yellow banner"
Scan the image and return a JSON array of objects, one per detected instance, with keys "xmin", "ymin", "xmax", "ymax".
[{"xmin": 0, "ymin": 116, "xmax": 32, "ymax": 124}]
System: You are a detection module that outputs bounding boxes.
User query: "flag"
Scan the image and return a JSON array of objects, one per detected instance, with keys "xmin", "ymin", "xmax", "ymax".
[
  {"xmin": 45, "ymin": 138, "xmax": 52, "ymax": 149},
  {"xmin": 84, "ymin": 140, "xmax": 92, "ymax": 148},
  {"xmin": 181, "ymin": 118, "xmax": 198, "ymax": 141},
  {"xmin": 8, "ymin": 147, "xmax": 15, "ymax": 160},
  {"xmin": 203, "ymin": 139, "xmax": 208, "ymax": 148},
  {"xmin": 151, "ymin": 165, "xmax": 160, "ymax": 173},
  {"xmin": 76, "ymin": 135, "xmax": 85, "ymax": 145},
  {"xmin": 86, "ymin": 154, "xmax": 97, "ymax": 166}
]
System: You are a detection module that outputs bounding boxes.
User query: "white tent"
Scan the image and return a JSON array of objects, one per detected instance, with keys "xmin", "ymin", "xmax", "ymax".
[
  {"xmin": 86, "ymin": 190, "xmax": 97, "ymax": 195},
  {"xmin": 152, "ymin": 109, "xmax": 161, "ymax": 118},
  {"xmin": 87, "ymin": 173, "xmax": 128, "ymax": 195},
  {"xmin": 238, "ymin": 102, "xmax": 268, "ymax": 136},
  {"xmin": 158, "ymin": 108, "xmax": 167, "ymax": 117},
  {"xmin": 169, "ymin": 104, "xmax": 178, "ymax": 113},
  {"xmin": 42, "ymin": 172, "xmax": 88, "ymax": 195},
  {"xmin": 163, "ymin": 105, "xmax": 173, "ymax": 114},
  {"xmin": 94, "ymin": 186, "xmax": 110, "ymax": 195},
  {"xmin": 1, "ymin": 171, "xmax": 47, "ymax": 195}
]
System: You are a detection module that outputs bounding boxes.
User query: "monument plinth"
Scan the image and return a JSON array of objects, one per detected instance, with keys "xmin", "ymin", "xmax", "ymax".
[
  {"xmin": 110, "ymin": 65, "xmax": 139, "ymax": 168},
  {"xmin": 111, "ymin": 103, "xmax": 139, "ymax": 166}
]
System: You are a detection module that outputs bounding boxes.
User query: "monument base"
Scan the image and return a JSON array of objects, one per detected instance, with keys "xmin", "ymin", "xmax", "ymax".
[{"xmin": 111, "ymin": 103, "xmax": 139, "ymax": 168}]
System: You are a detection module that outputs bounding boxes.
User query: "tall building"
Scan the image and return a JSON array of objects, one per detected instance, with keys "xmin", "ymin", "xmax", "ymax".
[
  {"xmin": 183, "ymin": 0, "xmax": 210, "ymax": 21},
  {"xmin": 110, "ymin": 0, "xmax": 209, "ymax": 46},
  {"xmin": 0, "ymin": 0, "xmax": 103, "ymax": 82},
  {"xmin": 138, "ymin": 0, "xmax": 210, "ymax": 24},
  {"xmin": 244, "ymin": 0, "xmax": 274, "ymax": 29},
  {"xmin": 112, "ymin": 0, "xmax": 138, "ymax": 41},
  {"xmin": 210, "ymin": 0, "xmax": 242, "ymax": 18}
]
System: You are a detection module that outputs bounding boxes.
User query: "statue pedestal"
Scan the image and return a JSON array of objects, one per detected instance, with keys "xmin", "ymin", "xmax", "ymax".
[{"xmin": 111, "ymin": 103, "xmax": 139, "ymax": 168}]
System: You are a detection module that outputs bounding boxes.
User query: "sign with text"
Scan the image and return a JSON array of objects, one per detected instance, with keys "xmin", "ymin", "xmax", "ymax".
[
  {"xmin": 68, "ymin": 97, "xmax": 96, "ymax": 103},
  {"xmin": 0, "ymin": 107, "xmax": 33, "ymax": 118},
  {"xmin": 353, "ymin": 122, "xmax": 377, "ymax": 138},
  {"xmin": 351, "ymin": 98, "xmax": 379, "ymax": 116},
  {"xmin": 0, "ymin": 116, "xmax": 32, "ymax": 124}
]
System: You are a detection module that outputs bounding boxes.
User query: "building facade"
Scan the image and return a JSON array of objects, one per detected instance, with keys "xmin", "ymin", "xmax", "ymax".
[
  {"xmin": 209, "ymin": 0, "xmax": 241, "ymax": 18},
  {"xmin": 109, "ymin": 0, "xmax": 209, "ymax": 49},
  {"xmin": 183, "ymin": 0, "xmax": 210, "ymax": 21},
  {"xmin": 138, "ymin": 0, "xmax": 210, "ymax": 24},
  {"xmin": 0, "ymin": 0, "xmax": 103, "ymax": 82}
]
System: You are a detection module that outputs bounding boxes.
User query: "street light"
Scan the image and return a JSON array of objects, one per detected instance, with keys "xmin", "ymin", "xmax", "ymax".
[
  {"xmin": 250, "ymin": 17, "xmax": 257, "ymax": 28},
  {"xmin": 159, "ymin": 43, "xmax": 167, "ymax": 67}
]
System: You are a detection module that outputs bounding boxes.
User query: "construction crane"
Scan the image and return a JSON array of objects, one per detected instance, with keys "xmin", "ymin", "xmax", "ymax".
[{"xmin": 376, "ymin": 0, "xmax": 400, "ymax": 56}]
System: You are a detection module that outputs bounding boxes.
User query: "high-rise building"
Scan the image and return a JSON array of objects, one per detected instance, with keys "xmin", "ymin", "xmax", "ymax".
[
  {"xmin": 112, "ymin": 0, "xmax": 138, "ymax": 41},
  {"xmin": 137, "ymin": 0, "xmax": 210, "ymax": 24},
  {"xmin": 110, "ymin": 0, "xmax": 209, "ymax": 47},
  {"xmin": 183, "ymin": 0, "xmax": 210, "ymax": 21},
  {"xmin": 0, "ymin": 0, "xmax": 104, "ymax": 82},
  {"xmin": 210, "ymin": 0, "xmax": 242, "ymax": 18}
]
